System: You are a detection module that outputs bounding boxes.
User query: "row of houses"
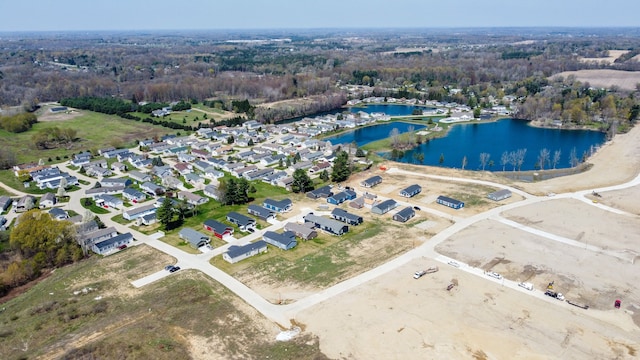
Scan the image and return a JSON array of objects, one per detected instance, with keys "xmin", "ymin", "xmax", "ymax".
[{"xmin": 76, "ymin": 220, "xmax": 133, "ymax": 255}]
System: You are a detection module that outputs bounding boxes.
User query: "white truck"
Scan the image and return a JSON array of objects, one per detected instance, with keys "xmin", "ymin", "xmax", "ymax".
[{"xmin": 518, "ymin": 282, "xmax": 533, "ymax": 291}]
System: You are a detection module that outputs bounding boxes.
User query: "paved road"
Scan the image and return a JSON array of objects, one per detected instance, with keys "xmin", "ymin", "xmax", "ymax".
[{"xmin": 3, "ymin": 163, "xmax": 639, "ymax": 329}]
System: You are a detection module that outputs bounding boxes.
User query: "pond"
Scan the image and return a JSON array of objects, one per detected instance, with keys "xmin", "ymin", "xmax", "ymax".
[{"xmin": 327, "ymin": 118, "xmax": 606, "ymax": 171}]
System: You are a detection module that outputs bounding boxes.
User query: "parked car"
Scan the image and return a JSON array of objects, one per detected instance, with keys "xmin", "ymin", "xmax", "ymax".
[
  {"xmin": 447, "ymin": 260, "xmax": 460, "ymax": 268},
  {"xmin": 169, "ymin": 266, "xmax": 181, "ymax": 273},
  {"xmin": 117, "ymin": 244, "xmax": 127, "ymax": 250},
  {"xmin": 487, "ymin": 271, "xmax": 502, "ymax": 280},
  {"xmin": 413, "ymin": 206, "xmax": 421, "ymax": 211},
  {"xmin": 518, "ymin": 282, "xmax": 533, "ymax": 291},
  {"xmin": 164, "ymin": 265, "xmax": 174, "ymax": 271}
]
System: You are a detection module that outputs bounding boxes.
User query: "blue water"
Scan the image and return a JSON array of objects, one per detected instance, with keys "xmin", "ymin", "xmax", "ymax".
[
  {"xmin": 325, "ymin": 122, "xmax": 427, "ymax": 147},
  {"xmin": 328, "ymin": 119, "xmax": 606, "ymax": 171},
  {"xmin": 279, "ymin": 104, "xmax": 429, "ymax": 123}
]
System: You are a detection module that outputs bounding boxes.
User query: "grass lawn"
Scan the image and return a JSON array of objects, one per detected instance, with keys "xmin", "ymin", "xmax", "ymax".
[
  {"xmin": 80, "ymin": 197, "xmax": 110, "ymax": 214},
  {"xmin": 0, "ymin": 185, "xmax": 15, "ymax": 197},
  {"xmin": 0, "ymin": 171, "xmax": 59, "ymax": 195},
  {"xmin": 0, "ymin": 245, "xmax": 327, "ymax": 359},
  {"xmin": 212, "ymin": 220, "xmax": 412, "ymax": 288},
  {"xmin": 0, "ymin": 110, "xmax": 180, "ymax": 164},
  {"xmin": 110, "ymin": 214, "xmax": 130, "ymax": 225}
]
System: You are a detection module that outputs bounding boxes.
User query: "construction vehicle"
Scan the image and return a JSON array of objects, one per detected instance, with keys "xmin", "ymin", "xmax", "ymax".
[
  {"xmin": 544, "ymin": 290, "xmax": 565, "ymax": 301},
  {"xmin": 446, "ymin": 283, "xmax": 456, "ymax": 291},
  {"xmin": 413, "ymin": 266, "xmax": 438, "ymax": 279},
  {"xmin": 567, "ymin": 300, "xmax": 589, "ymax": 309}
]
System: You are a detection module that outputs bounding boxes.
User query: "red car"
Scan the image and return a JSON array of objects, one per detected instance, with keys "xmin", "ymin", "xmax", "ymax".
[
  {"xmin": 615, "ymin": 299, "xmax": 621, "ymax": 309},
  {"xmin": 118, "ymin": 244, "xmax": 127, "ymax": 250}
]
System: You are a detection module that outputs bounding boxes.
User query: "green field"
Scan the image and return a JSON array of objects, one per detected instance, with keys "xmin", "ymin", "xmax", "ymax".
[
  {"xmin": 0, "ymin": 245, "xmax": 326, "ymax": 359},
  {"xmin": 0, "ymin": 111, "xmax": 180, "ymax": 164}
]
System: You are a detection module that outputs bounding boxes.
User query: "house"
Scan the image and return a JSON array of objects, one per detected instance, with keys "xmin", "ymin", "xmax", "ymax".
[
  {"xmin": 309, "ymin": 161, "xmax": 331, "ymax": 174},
  {"xmin": 0, "ymin": 196, "xmax": 12, "ymax": 212},
  {"xmin": 184, "ymin": 173, "xmax": 205, "ymax": 186},
  {"xmin": 179, "ymin": 228, "xmax": 211, "ymax": 249},
  {"xmin": 173, "ymin": 162, "xmax": 192, "ymax": 175},
  {"xmin": 79, "ymin": 227, "xmax": 118, "ymax": 248},
  {"xmin": 363, "ymin": 192, "xmax": 377, "ymax": 205},
  {"xmin": 162, "ymin": 176, "xmax": 182, "ymax": 190},
  {"xmin": 327, "ymin": 190, "xmax": 357, "ymax": 205},
  {"xmin": 226, "ymin": 212, "xmax": 256, "ymax": 232},
  {"xmin": 393, "ymin": 206, "xmax": 416, "ymax": 223},
  {"xmin": 92, "ymin": 232, "xmax": 133, "ymax": 255},
  {"xmin": 331, "ymin": 208, "xmax": 363, "ymax": 226},
  {"xmin": 284, "ymin": 222, "xmax": 318, "ymax": 240},
  {"xmin": 247, "ymin": 204, "xmax": 276, "ymax": 221},
  {"xmin": 48, "ymin": 207, "xmax": 69, "ymax": 220},
  {"xmin": 262, "ymin": 231, "xmax": 297, "ymax": 250},
  {"xmin": 95, "ymin": 194, "xmax": 124, "ymax": 209},
  {"xmin": 371, "ymin": 199, "xmax": 398, "ymax": 215},
  {"xmin": 177, "ymin": 191, "xmax": 208, "ymax": 206},
  {"xmin": 140, "ymin": 182, "xmax": 165, "ymax": 196},
  {"xmin": 263, "ymin": 198, "xmax": 293, "ymax": 213},
  {"xmin": 101, "ymin": 178, "xmax": 133, "ymax": 188},
  {"xmin": 122, "ymin": 188, "xmax": 147, "ymax": 203},
  {"xmin": 127, "ymin": 171, "xmax": 151, "ymax": 183},
  {"xmin": 203, "ymin": 167, "xmax": 224, "ymax": 180},
  {"xmin": 137, "ymin": 213, "xmax": 157, "ymax": 226},
  {"xmin": 399, "ymin": 184, "xmax": 422, "ymax": 198},
  {"xmin": 488, "ymin": 189, "xmax": 512, "ymax": 201},
  {"xmin": 436, "ymin": 195, "xmax": 465, "ymax": 209},
  {"xmin": 361, "ymin": 175, "xmax": 382, "ymax": 188},
  {"xmin": 244, "ymin": 168, "xmax": 274, "ymax": 181},
  {"xmin": 85, "ymin": 185, "xmax": 125, "ymax": 198},
  {"xmin": 303, "ymin": 213, "xmax": 349, "ymax": 236},
  {"xmin": 306, "ymin": 185, "xmax": 333, "ymax": 199},
  {"xmin": 203, "ymin": 185, "xmax": 221, "ymax": 200},
  {"xmin": 223, "ymin": 240, "xmax": 268, "ymax": 264},
  {"xmin": 123, "ymin": 203, "xmax": 157, "ymax": 221},
  {"xmin": 203, "ymin": 219, "xmax": 234, "ymax": 239},
  {"xmin": 85, "ymin": 166, "xmax": 112, "ymax": 178},
  {"xmin": 111, "ymin": 162, "xmax": 127, "ymax": 172},
  {"xmin": 349, "ymin": 196, "xmax": 365, "ymax": 209},
  {"xmin": 39, "ymin": 192, "xmax": 56, "ymax": 208},
  {"xmin": 15, "ymin": 195, "xmax": 36, "ymax": 212}
]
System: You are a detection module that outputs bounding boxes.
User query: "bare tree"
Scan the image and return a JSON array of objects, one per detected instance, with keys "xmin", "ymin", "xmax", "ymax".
[
  {"xmin": 500, "ymin": 151, "xmax": 509, "ymax": 171},
  {"xmin": 569, "ymin": 147, "xmax": 579, "ymax": 167},
  {"xmin": 508, "ymin": 151, "xmax": 518, "ymax": 171},
  {"xmin": 516, "ymin": 148, "xmax": 527, "ymax": 171},
  {"xmin": 538, "ymin": 148, "xmax": 550, "ymax": 170},
  {"xmin": 461, "ymin": 156, "xmax": 468, "ymax": 170},
  {"xmin": 479, "ymin": 152, "xmax": 490, "ymax": 171},
  {"xmin": 389, "ymin": 128, "xmax": 400, "ymax": 148},
  {"xmin": 552, "ymin": 149, "xmax": 561, "ymax": 169}
]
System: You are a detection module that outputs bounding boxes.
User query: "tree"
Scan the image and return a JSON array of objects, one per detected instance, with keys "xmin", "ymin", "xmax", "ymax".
[
  {"xmin": 248, "ymin": 138, "xmax": 254, "ymax": 146},
  {"xmin": 439, "ymin": 153, "xmax": 445, "ymax": 165},
  {"xmin": 319, "ymin": 169, "xmax": 329, "ymax": 181},
  {"xmin": 278, "ymin": 158, "xmax": 284, "ymax": 168},
  {"xmin": 227, "ymin": 136, "xmax": 234, "ymax": 144},
  {"xmin": 389, "ymin": 128, "xmax": 400, "ymax": 148},
  {"xmin": 156, "ymin": 197, "xmax": 174, "ymax": 230},
  {"xmin": 292, "ymin": 169, "xmax": 314, "ymax": 193},
  {"xmin": 500, "ymin": 151, "xmax": 509, "ymax": 171},
  {"xmin": 515, "ymin": 148, "xmax": 527, "ymax": 171},
  {"xmin": 538, "ymin": 148, "xmax": 550, "ymax": 170},
  {"xmin": 331, "ymin": 150, "xmax": 351, "ymax": 182},
  {"xmin": 479, "ymin": 152, "xmax": 490, "ymax": 171},
  {"xmin": 569, "ymin": 147, "xmax": 579, "ymax": 167},
  {"xmin": 552, "ymin": 149, "xmax": 561, "ymax": 169},
  {"xmin": 461, "ymin": 156, "xmax": 468, "ymax": 170},
  {"xmin": 285, "ymin": 157, "xmax": 292, "ymax": 167},
  {"xmin": 355, "ymin": 148, "xmax": 365, "ymax": 157},
  {"xmin": 413, "ymin": 152, "xmax": 424, "ymax": 164}
]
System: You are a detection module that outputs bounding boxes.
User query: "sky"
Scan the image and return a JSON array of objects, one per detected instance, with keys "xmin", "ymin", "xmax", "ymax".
[{"xmin": 0, "ymin": 0, "xmax": 639, "ymax": 32}]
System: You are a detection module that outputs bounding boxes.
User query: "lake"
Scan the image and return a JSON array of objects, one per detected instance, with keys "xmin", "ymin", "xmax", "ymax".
[
  {"xmin": 328, "ymin": 119, "xmax": 606, "ymax": 171},
  {"xmin": 325, "ymin": 122, "xmax": 426, "ymax": 147},
  {"xmin": 280, "ymin": 104, "xmax": 428, "ymax": 123}
]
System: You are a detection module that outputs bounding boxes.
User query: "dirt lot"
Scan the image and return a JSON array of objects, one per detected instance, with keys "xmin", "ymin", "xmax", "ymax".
[{"xmin": 552, "ymin": 69, "xmax": 640, "ymax": 91}]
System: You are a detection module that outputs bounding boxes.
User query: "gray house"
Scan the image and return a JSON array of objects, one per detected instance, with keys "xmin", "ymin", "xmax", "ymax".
[
  {"xmin": 303, "ymin": 213, "xmax": 349, "ymax": 236},
  {"xmin": 223, "ymin": 240, "xmax": 268, "ymax": 264},
  {"xmin": 179, "ymin": 228, "xmax": 211, "ymax": 249},
  {"xmin": 488, "ymin": 189, "xmax": 512, "ymax": 201},
  {"xmin": 399, "ymin": 184, "xmax": 422, "ymax": 198},
  {"xmin": 123, "ymin": 203, "xmax": 157, "ymax": 221},
  {"xmin": 284, "ymin": 222, "xmax": 318, "ymax": 240},
  {"xmin": 262, "ymin": 230, "xmax": 297, "ymax": 250},
  {"xmin": 361, "ymin": 175, "xmax": 382, "ymax": 188},
  {"xmin": 331, "ymin": 208, "xmax": 363, "ymax": 226},
  {"xmin": 0, "ymin": 196, "xmax": 13, "ymax": 212},
  {"xmin": 247, "ymin": 204, "xmax": 276, "ymax": 221},
  {"xmin": 39, "ymin": 192, "xmax": 56, "ymax": 208},
  {"xmin": 92, "ymin": 232, "xmax": 133, "ymax": 255},
  {"xmin": 226, "ymin": 212, "xmax": 256, "ymax": 232},
  {"xmin": 393, "ymin": 206, "xmax": 416, "ymax": 223},
  {"xmin": 371, "ymin": 199, "xmax": 398, "ymax": 215}
]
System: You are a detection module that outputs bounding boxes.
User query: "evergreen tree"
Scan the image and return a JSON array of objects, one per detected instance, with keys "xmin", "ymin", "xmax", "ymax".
[
  {"xmin": 292, "ymin": 169, "xmax": 314, "ymax": 193},
  {"xmin": 156, "ymin": 198, "xmax": 174, "ymax": 229},
  {"xmin": 331, "ymin": 150, "xmax": 351, "ymax": 182},
  {"xmin": 248, "ymin": 138, "xmax": 254, "ymax": 146},
  {"xmin": 319, "ymin": 169, "xmax": 329, "ymax": 181}
]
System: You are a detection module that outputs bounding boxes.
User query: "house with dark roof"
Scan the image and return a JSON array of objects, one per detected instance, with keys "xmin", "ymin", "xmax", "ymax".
[
  {"xmin": 304, "ymin": 213, "xmax": 349, "ymax": 236},
  {"xmin": 306, "ymin": 185, "xmax": 333, "ymax": 199},
  {"xmin": 361, "ymin": 175, "xmax": 383, "ymax": 188},
  {"xmin": 248, "ymin": 204, "xmax": 276, "ymax": 221},
  {"xmin": 263, "ymin": 198, "xmax": 293, "ymax": 213},
  {"xmin": 85, "ymin": 186, "xmax": 125, "ymax": 198},
  {"xmin": 436, "ymin": 195, "xmax": 465, "ymax": 209},
  {"xmin": 127, "ymin": 171, "xmax": 151, "ymax": 183},
  {"xmin": 140, "ymin": 182, "xmax": 165, "ymax": 196},
  {"xmin": 137, "ymin": 212, "xmax": 157, "ymax": 226},
  {"xmin": 92, "ymin": 232, "xmax": 133, "ymax": 255},
  {"xmin": 203, "ymin": 219, "xmax": 234, "ymax": 239},
  {"xmin": 0, "ymin": 196, "xmax": 12, "ymax": 212},
  {"xmin": 371, "ymin": 199, "xmax": 398, "ymax": 215},
  {"xmin": 263, "ymin": 231, "xmax": 297, "ymax": 250},
  {"xmin": 122, "ymin": 188, "xmax": 147, "ymax": 203},
  {"xmin": 284, "ymin": 222, "xmax": 318, "ymax": 240},
  {"xmin": 331, "ymin": 208, "xmax": 363, "ymax": 226},
  {"xmin": 327, "ymin": 190, "xmax": 357, "ymax": 205},
  {"xmin": 488, "ymin": 189, "xmax": 512, "ymax": 201},
  {"xmin": 223, "ymin": 240, "xmax": 268, "ymax": 263},
  {"xmin": 393, "ymin": 206, "xmax": 415, "ymax": 223},
  {"xmin": 79, "ymin": 227, "xmax": 118, "ymax": 249},
  {"xmin": 399, "ymin": 184, "xmax": 422, "ymax": 198},
  {"xmin": 101, "ymin": 177, "xmax": 133, "ymax": 188},
  {"xmin": 226, "ymin": 212, "xmax": 256, "ymax": 232},
  {"xmin": 179, "ymin": 228, "xmax": 211, "ymax": 249},
  {"xmin": 48, "ymin": 207, "xmax": 69, "ymax": 220}
]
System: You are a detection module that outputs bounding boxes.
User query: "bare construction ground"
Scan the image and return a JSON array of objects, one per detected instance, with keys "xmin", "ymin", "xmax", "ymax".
[{"xmin": 552, "ymin": 69, "xmax": 640, "ymax": 92}]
